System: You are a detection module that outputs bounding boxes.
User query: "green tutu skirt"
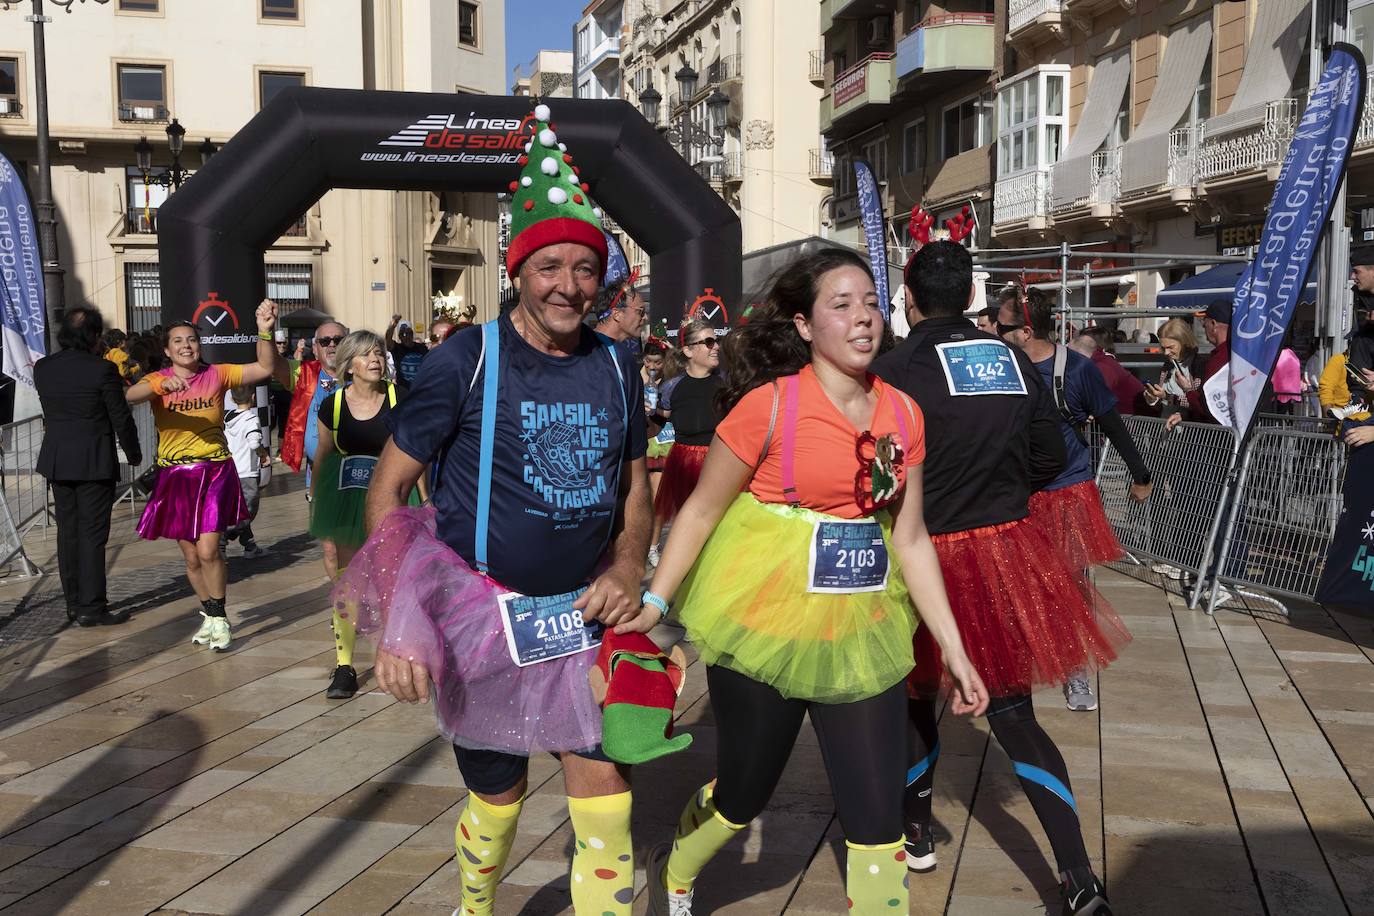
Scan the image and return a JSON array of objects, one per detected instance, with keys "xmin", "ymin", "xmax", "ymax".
[
  {"xmin": 310, "ymin": 450, "xmax": 420, "ymax": 548},
  {"xmin": 675, "ymin": 493, "xmax": 917, "ymax": 704}
]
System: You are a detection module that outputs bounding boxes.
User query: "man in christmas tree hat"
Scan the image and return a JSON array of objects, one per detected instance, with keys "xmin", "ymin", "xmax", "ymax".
[{"xmin": 351, "ymin": 102, "xmax": 659, "ymax": 916}]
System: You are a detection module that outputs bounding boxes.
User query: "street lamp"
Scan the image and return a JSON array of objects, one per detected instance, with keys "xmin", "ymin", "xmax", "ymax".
[
  {"xmin": 0, "ymin": 0, "xmax": 114, "ymax": 342},
  {"xmin": 639, "ymin": 78, "xmax": 729, "ymax": 172},
  {"xmin": 638, "ymin": 86, "xmax": 662, "ymax": 126},
  {"xmin": 134, "ymin": 118, "xmax": 195, "ymax": 191},
  {"xmin": 198, "ymin": 137, "xmax": 218, "ymax": 165}
]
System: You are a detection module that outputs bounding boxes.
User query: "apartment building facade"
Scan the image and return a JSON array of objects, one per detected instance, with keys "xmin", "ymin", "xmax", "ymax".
[
  {"xmin": 512, "ymin": 49, "xmax": 574, "ymax": 98},
  {"xmin": 0, "ymin": 0, "xmax": 508, "ymax": 337},
  {"xmin": 574, "ymin": 0, "xmax": 624, "ymax": 100},
  {"xmin": 992, "ymin": 0, "xmax": 1374, "ymax": 310},
  {"xmin": 819, "ymin": 0, "xmax": 1003, "ymax": 259}
]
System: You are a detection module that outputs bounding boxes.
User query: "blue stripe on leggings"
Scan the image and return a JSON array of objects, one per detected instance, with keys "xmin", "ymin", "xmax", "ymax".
[
  {"xmin": 906, "ymin": 740, "xmax": 940, "ymax": 787},
  {"xmin": 1012, "ymin": 762, "xmax": 1077, "ymax": 813}
]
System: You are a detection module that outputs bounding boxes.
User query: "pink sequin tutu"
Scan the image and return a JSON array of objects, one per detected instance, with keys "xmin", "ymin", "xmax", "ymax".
[
  {"xmin": 331, "ymin": 505, "xmax": 604, "ymax": 755},
  {"xmin": 137, "ymin": 460, "xmax": 248, "ymax": 542}
]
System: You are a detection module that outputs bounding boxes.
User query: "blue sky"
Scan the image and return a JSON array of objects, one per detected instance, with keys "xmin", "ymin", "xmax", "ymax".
[{"xmin": 506, "ymin": 0, "xmax": 582, "ymax": 74}]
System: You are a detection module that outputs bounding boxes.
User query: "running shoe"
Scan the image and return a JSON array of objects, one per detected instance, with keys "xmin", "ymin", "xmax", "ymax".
[
  {"xmin": 1063, "ymin": 676, "xmax": 1098, "ymax": 712},
  {"xmin": 647, "ymin": 544, "xmax": 661, "ymax": 568},
  {"xmin": 205, "ymin": 617, "xmax": 232, "ymax": 652},
  {"xmin": 1061, "ymin": 867, "xmax": 1112, "ymax": 916},
  {"xmin": 645, "ymin": 842, "xmax": 693, "ymax": 916},
  {"xmin": 326, "ymin": 665, "xmax": 358, "ymax": 700},
  {"xmin": 904, "ymin": 827, "xmax": 936, "ymax": 872},
  {"xmin": 241, "ymin": 543, "xmax": 266, "ymax": 559},
  {"xmin": 190, "ymin": 613, "xmax": 215, "ymax": 646},
  {"xmin": 1150, "ymin": 563, "xmax": 1183, "ymax": 580}
]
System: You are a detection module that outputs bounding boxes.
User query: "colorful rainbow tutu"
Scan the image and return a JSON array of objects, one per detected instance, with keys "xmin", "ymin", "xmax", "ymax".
[
  {"xmin": 675, "ymin": 493, "xmax": 917, "ymax": 704},
  {"xmin": 137, "ymin": 459, "xmax": 247, "ymax": 542},
  {"xmin": 331, "ymin": 506, "xmax": 603, "ymax": 754}
]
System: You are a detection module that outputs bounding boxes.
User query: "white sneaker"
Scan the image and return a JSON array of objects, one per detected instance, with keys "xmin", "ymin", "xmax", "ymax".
[
  {"xmin": 647, "ymin": 544, "xmax": 661, "ymax": 568},
  {"xmin": 1331, "ymin": 402, "xmax": 1368, "ymax": 420},
  {"xmin": 1063, "ymin": 676, "xmax": 1098, "ymax": 712},
  {"xmin": 206, "ymin": 617, "xmax": 232, "ymax": 652},
  {"xmin": 645, "ymin": 842, "xmax": 692, "ymax": 916},
  {"xmin": 190, "ymin": 613, "xmax": 215, "ymax": 646},
  {"xmin": 1211, "ymin": 585, "xmax": 1235, "ymax": 607},
  {"xmin": 1151, "ymin": 563, "xmax": 1183, "ymax": 580}
]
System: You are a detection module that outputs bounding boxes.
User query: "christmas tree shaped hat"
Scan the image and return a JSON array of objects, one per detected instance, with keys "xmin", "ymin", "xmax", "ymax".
[{"xmin": 506, "ymin": 102, "xmax": 608, "ymax": 280}]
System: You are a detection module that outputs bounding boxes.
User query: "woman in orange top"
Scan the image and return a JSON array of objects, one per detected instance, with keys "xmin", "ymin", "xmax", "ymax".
[
  {"xmin": 620, "ymin": 249, "xmax": 987, "ymax": 916},
  {"xmin": 126, "ymin": 300, "xmax": 281, "ymax": 652}
]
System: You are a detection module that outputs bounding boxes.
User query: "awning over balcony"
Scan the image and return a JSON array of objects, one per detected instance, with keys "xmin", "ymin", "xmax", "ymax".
[
  {"xmin": 1120, "ymin": 13, "xmax": 1213, "ymax": 194},
  {"xmin": 1156, "ymin": 261, "xmax": 1316, "ymax": 311},
  {"xmin": 1051, "ymin": 47, "xmax": 1131, "ymax": 208},
  {"xmin": 1204, "ymin": 0, "xmax": 1310, "ymax": 138}
]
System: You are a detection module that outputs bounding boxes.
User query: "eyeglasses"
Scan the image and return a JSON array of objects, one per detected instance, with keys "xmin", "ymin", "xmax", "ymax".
[
  {"xmin": 315, "ymin": 335, "xmax": 345, "ymax": 347},
  {"xmin": 687, "ymin": 337, "xmax": 719, "ymax": 349}
]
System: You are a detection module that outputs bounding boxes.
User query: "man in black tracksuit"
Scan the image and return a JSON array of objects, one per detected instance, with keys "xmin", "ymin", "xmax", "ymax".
[{"xmin": 873, "ymin": 241, "xmax": 1116, "ymax": 916}]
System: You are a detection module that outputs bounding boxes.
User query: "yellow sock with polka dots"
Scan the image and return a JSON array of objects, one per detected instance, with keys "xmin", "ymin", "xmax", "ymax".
[
  {"xmin": 566, "ymin": 791, "xmax": 635, "ymax": 915},
  {"xmin": 663, "ymin": 782, "xmax": 747, "ymax": 893},
  {"xmin": 845, "ymin": 839, "xmax": 909, "ymax": 914},
  {"xmin": 454, "ymin": 792, "xmax": 523, "ymax": 916},
  {"xmin": 331, "ymin": 565, "xmax": 356, "ymax": 668}
]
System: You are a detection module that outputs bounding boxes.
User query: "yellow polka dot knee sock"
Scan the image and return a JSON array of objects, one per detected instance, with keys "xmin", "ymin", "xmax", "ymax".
[
  {"xmin": 331, "ymin": 607, "xmax": 356, "ymax": 668},
  {"xmin": 454, "ymin": 793, "xmax": 523, "ymax": 916},
  {"xmin": 845, "ymin": 839, "xmax": 909, "ymax": 914},
  {"xmin": 664, "ymin": 782, "xmax": 747, "ymax": 895},
  {"xmin": 566, "ymin": 791, "xmax": 635, "ymax": 915}
]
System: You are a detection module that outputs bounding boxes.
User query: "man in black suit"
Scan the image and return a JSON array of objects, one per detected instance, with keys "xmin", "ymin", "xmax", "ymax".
[{"xmin": 34, "ymin": 308, "xmax": 143, "ymax": 626}]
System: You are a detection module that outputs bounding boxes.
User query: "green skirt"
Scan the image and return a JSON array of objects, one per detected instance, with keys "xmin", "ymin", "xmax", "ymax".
[{"xmin": 310, "ymin": 450, "xmax": 420, "ymax": 548}]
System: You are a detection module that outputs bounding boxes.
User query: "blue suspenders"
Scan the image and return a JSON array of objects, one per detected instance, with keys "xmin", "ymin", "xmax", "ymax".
[{"xmin": 472, "ymin": 321, "xmax": 629, "ymax": 578}]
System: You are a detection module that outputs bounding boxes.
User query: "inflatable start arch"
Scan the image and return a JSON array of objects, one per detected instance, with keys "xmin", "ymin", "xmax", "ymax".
[{"xmin": 156, "ymin": 87, "xmax": 742, "ymax": 360}]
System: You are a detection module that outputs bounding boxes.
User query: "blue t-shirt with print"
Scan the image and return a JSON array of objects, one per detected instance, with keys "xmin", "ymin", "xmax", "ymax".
[
  {"xmin": 389, "ymin": 313, "xmax": 646, "ymax": 597},
  {"xmin": 1034, "ymin": 347, "xmax": 1117, "ymax": 491}
]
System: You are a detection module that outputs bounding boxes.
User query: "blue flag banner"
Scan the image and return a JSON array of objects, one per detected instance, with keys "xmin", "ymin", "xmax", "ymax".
[
  {"xmin": 1204, "ymin": 43, "xmax": 1367, "ymax": 437},
  {"xmin": 603, "ymin": 229, "xmax": 630, "ymax": 289},
  {"xmin": 854, "ymin": 160, "xmax": 889, "ymax": 321},
  {"xmin": 0, "ymin": 152, "xmax": 46, "ymax": 390}
]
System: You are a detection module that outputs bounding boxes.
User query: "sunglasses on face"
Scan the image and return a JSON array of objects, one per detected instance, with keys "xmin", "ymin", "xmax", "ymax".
[
  {"xmin": 687, "ymin": 337, "xmax": 719, "ymax": 349},
  {"xmin": 316, "ymin": 335, "xmax": 345, "ymax": 347},
  {"xmin": 996, "ymin": 322, "xmax": 1024, "ymax": 337}
]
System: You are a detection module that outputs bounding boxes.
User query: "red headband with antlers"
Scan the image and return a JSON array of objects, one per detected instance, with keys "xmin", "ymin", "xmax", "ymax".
[{"xmin": 905, "ymin": 204, "xmax": 975, "ymax": 270}]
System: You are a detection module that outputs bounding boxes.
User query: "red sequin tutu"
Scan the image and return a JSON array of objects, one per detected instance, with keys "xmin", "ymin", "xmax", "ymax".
[
  {"xmin": 910, "ymin": 518, "xmax": 1130, "ymax": 698},
  {"xmin": 1028, "ymin": 480, "xmax": 1124, "ymax": 570},
  {"xmin": 653, "ymin": 443, "xmax": 708, "ymax": 523}
]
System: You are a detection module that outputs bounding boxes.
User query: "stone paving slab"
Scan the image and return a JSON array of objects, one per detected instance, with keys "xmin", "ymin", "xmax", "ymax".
[{"xmin": 0, "ymin": 478, "xmax": 1368, "ymax": 914}]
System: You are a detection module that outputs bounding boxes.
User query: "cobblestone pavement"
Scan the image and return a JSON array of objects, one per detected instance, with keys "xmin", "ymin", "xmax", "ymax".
[{"xmin": 0, "ymin": 477, "xmax": 1369, "ymax": 915}]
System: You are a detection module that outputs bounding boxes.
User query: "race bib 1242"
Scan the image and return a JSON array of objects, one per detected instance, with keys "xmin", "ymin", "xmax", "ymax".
[{"xmin": 935, "ymin": 340, "xmax": 1028, "ymax": 397}]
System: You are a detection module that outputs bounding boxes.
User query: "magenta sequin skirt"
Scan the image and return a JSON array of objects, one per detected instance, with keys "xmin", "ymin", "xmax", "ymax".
[
  {"xmin": 331, "ymin": 505, "xmax": 603, "ymax": 755},
  {"xmin": 137, "ymin": 460, "xmax": 248, "ymax": 542}
]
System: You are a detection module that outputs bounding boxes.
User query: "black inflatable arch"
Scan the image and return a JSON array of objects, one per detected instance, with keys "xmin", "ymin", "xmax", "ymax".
[{"xmin": 157, "ymin": 87, "xmax": 741, "ymax": 361}]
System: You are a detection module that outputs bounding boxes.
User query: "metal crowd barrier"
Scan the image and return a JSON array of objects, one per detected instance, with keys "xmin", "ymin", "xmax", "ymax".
[
  {"xmin": 114, "ymin": 403, "xmax": 159, "ymax": 517},
  {"xmin": 0, "ymin": 415, "xmax": 48, "ymax": 578},
  {"xmin": 1207, "ymin": 426, "xmax": 1346, "ymax": 613},
  {"xmin": 1094, "ymin": 411, "xmax": 1349, "ymax": 616},
  {"xmin": 1094, "ymin": 415, "xmax": 1242, "ymax": 598}
]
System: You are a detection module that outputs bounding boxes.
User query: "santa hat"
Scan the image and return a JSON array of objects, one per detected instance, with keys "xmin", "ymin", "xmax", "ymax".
[
  {"xmin": 506, "ymin": 103, "xmax": 609, "ymax": 281},
  {"xmin": 588, "ymin": 630, "xmax": 693, "ymax": 764}
]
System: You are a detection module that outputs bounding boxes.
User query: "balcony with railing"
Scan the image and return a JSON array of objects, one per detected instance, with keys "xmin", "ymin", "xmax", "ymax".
[
  {"xmin": 0, "ymin": 97, "xmax": 21, "ymax": 118},
  {"xmin": 1087, "ymin": 148, "xmax": 1119, "ymax": 213},
  {"xmin": 993, "ymin": 167, "xmax": 1052, "ymax": 227},
  {"xmin": 707, "ymin": 54, "xmax": 742, "ymax": 85},
  {"xmin": 118, "ymin": 103, "xmax": 169, "ymax": 123},
  {"xmin": 895, "ymin": 13, "xmax": 994, "ymax": 86},
  {"xmin": 1356, "ymin": 69, "xmax": 1374, "ymax": 150},
  {"xmin": 809, "ymin": 148, "xmax": 834, "ymax": 181},
  {"xmin": 822, "ymin": 52, "xmax": 895, "ymax": 136},
  {"xmin": 1195, "ymin": 98, "xmax": 1299, "ymax": 184},
  {"xmin": 1007, "ymin": 0, "xmax": 1064, "ymax": 47},
  {"xmin": 809, "ymin": 50, "xmax": 826, "ymax": 84},
  {"xmin": 586, "ymin": 33, "xmax": 621, "ymax": 74}
]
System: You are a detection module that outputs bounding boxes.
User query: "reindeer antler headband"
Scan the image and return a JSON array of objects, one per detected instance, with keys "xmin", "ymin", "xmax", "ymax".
[{"xmin": 905, "ymin": 204, "xmax": 975, "ymax": 268}]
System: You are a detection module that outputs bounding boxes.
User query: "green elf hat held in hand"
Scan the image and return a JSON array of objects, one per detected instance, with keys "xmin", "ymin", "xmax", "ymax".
[
  {"xmin": 588, "ymin": 631, "xmax": 693, "ymax": 765},
  {"xmin": 505, "ymin": 102, "xmax": 609, "ymax": 280}
]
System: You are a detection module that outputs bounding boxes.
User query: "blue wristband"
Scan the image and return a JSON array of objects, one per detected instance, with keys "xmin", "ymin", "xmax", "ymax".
[{"xmin": 641, "ymin": 590, "xmax": 669, "ymax": 619}]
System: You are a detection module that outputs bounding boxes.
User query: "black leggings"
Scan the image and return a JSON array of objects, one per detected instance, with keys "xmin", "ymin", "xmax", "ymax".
[
  {"xmin": 905, "ymin": 693, "xmax": 1089, "ymax": 873},
  {"xmin": 707, "ymin": 665, "xmax": 905, "ymax": 845}
]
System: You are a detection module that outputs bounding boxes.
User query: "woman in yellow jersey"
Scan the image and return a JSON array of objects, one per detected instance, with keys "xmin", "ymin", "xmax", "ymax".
[{"xmin": 126, "ymin": 300, "xmax": 282, "ymax": 651}]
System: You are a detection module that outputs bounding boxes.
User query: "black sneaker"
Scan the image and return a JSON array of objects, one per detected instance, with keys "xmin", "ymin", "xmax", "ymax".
[
  {"xmin": 1062, "ymin": 867, "xmax": 1112, "ymax": 916},
  {"xmin": 904, "ymin": 824, "xmax": 936, "ymax": 872},
  {"xmin": 326, "ymin": 665, "xmax": 358, "ymax": 699}
]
